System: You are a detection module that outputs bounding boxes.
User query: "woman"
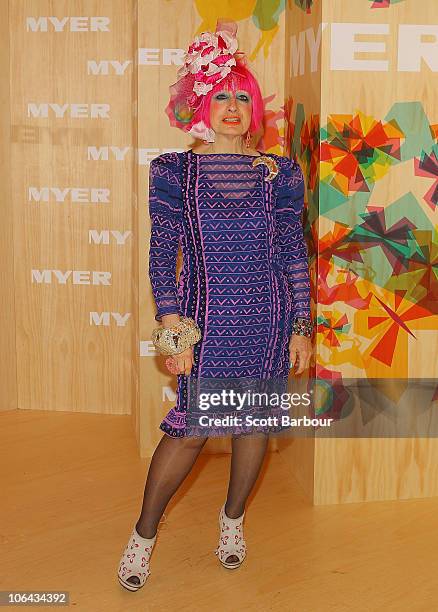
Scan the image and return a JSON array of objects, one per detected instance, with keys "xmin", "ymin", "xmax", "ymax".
[{"xmin": 117, "ymin": 21, "xmax": 313, "ymax": 591}]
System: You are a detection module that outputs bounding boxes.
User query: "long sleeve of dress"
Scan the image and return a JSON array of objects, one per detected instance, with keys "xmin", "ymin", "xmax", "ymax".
[
  {"xmin": 275, "ymin": 158, "xmax": 312, "ymax": 322},
  {"xmin": 148, "ymin": 153, "xmax": 183, "ymax": 323}
]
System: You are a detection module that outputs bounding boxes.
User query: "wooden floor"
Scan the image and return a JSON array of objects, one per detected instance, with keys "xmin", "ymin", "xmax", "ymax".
[{"xmin": 1, "ymin": 410, "xmax": 438, "ymax": 612}]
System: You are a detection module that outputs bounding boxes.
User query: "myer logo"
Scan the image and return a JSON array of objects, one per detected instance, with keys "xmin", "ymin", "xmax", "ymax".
[
  {"xmin": 31, "ymin": 270, "xmax": 111, "ymax": 284},
  {"xmin": 88, "ymin": 147, "xmax": 131, "ymax": 161},
  {"xmin": 290, "ymin": 23, "xmax": 438, "ymax": 75},
  {"xmin": 26, "ymin": 17, "xmax": 110, "ymax": 32},
  {"xmin": 138, "ymin": 148, "xmax": 185, "ymax": 165},
  {"xmin": 28, "ymin": 187, "xmax": 110, "ymax": 203},
  {"xmin": 87, "ymin": 147, "xmax": 184, "ymax": 162},
  {"xmin": 28, "ymin": 104, "xmax": 110, "ymax": 118},
  {"xmin": 138, "ymin": 48, "xmax": 185, "ymax": 65},
  {"xmin": 90, "ymin": 312, "xmax": 131, "ymax": 326},
  {"xmin": 88, "ymin": 230, "xmax": 132, "ymax": 245},
  {"xmin": 140, "ymin": 340, "xmax": 156, "ymax": 357},
  {"xmin": 162, "ymin": 387, "xmax": 177, "ymax": 402},
  {"xmin": 87, "ymin": 61, "xmax": 132, "ymax": 75}
]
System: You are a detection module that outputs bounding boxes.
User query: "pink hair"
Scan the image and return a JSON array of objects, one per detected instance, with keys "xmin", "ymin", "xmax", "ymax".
[{"xmin": 194, "ymin": 62, "xmax": 264, "ymax": 134}]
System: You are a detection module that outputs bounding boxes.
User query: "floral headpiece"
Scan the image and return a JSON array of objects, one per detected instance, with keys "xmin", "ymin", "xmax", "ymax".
[{"xmin": 165, "ymin": 20, "xmax": 246, "ymax": 142}]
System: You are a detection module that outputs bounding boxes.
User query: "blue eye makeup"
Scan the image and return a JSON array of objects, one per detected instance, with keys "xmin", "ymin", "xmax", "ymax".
[{"xmin": 213, "ymin": 91, "xmax": 251, "ymax": 102}]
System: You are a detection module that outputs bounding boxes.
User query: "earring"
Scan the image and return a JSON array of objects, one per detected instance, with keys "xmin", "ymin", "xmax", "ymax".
[{"xmin": 245, "ymin": 131, "xmax": 251, "ymax": 148}]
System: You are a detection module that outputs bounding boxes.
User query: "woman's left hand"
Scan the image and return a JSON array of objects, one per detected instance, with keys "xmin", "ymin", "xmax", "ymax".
[{"xmin": 289, "ymin": 334, "xmax": 312, "ymax": 374}]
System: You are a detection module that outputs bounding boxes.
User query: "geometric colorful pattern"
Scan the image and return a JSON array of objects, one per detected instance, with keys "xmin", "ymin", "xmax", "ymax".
[
  {"xmin": 320, "ymin": 111, "xmax": 403, "ymax": 197},
  {"xmin": 363, "ymin": 293, "xmax": 426, "ymax": 367},
  {"xmin": 369, "ymin": 0, "xmax": 405, "ymax": 7},
  {"xmin": 284, "ymin": 99, "xmax": 320, "ymax": 232},
  {"xmin": 287, "ymin": 100, "xmax": 438, "ymax": 374},
  {"xmin": 317, "ymin": 310, "xmax": 351, "ymax": 348},
  {"xmin": 312, "ymin": 366, "xmax": 351, "ymax": 418},
  {"xmin": 294, "ymin": 0, "xmax": 406, "ymax": 13},
  {"xmin": 414, "ymin": 144, "xmax": 438, "ymax": 212},
  {"xmin": 300, "ymin": 112, "xmax": 320, "ymax": 193}
]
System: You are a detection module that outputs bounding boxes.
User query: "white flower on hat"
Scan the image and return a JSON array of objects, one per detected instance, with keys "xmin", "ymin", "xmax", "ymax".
[{"xmin": 193, "ymin": 81, "xmax": 214, "ymax": 96}]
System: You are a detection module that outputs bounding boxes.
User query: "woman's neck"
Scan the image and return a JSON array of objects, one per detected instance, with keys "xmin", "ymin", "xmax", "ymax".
[
  {"xmin": 192, "ymin": 139, "xmax": 259, "ymax": 157},
  {"xmin": 198, "ymin": 136, "xmax": 250, "ymax": 155}
]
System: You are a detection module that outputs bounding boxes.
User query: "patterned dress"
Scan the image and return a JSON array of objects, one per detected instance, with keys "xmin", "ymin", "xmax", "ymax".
[{"xmin": 148, "ymin": 149, "xmax": 311, "ymax": 437}]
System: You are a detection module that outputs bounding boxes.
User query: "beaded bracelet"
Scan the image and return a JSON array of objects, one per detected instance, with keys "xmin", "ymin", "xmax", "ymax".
[{"xmin": 291, "ymin": 317, "xmax": 314, "ymax": 337}]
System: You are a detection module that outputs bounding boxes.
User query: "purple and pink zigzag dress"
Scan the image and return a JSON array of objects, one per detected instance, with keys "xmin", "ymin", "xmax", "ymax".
[{"xmin": 148, "ymin": 149, "xmax": 311, "ymax": 437}]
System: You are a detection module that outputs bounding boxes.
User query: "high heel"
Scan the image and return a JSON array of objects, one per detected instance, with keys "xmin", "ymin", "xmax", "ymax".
[
  {"xmin": 214, "ymin": 503, "xmax": 247, "ymax": 569},
  {"xmin": 117, "ymin": 527, "xmax": 157, "ymax": 591}
]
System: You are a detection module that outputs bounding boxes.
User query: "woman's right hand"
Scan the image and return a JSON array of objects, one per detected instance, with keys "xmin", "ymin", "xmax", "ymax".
[
  {"xmin": 166, "ymin": 346, "xmax": 194, "ymax": 376},
  {"xmin": 161, "ymin": 314, "xmax": 194, "ymax": 376}
]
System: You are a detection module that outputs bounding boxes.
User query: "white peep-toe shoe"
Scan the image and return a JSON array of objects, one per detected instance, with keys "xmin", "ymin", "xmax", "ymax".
[
  {"xmin": 117, "ymin": 527, "xmax": 157, "ymax": 591},
  {"xmin": 214, "ymin": 503, "xmax": 247, "ymax": 569}
]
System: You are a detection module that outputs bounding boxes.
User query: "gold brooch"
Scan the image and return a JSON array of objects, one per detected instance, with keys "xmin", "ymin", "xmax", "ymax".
[{"xmin": 252, "ymin": 155, "xmax": 279, "ymax": 181}]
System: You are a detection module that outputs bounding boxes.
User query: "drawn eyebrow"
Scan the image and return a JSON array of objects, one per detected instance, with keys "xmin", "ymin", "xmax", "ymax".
[{"xmin": 212, "ymin": 90, "xmax": 251, "ymax": 100}]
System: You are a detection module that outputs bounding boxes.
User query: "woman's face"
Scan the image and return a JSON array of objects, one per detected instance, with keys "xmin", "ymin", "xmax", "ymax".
[{"xmin": 209, "ymin": 88, "xmax": 252, "ymax": 136}]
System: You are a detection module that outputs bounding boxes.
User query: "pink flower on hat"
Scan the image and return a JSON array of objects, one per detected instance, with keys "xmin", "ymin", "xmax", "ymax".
[{"xmin": 178, "ymin": 29, "xmax": 238, "ymax": 108}]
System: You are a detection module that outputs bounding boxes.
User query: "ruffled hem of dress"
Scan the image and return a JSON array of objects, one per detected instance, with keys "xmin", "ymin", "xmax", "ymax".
[
  {"xmin": 159, "ymin": 418, "xmax": 292, "ymax": 438},
  {"xmin": 159, "ymin": 419, "xmax": 187, "ymax": 438}
]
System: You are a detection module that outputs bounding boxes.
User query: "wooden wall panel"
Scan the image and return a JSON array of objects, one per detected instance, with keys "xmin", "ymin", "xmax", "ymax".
[
  {"xmin": 0, "ymin": 0, "xmax": 17, "ymax": 412},
  {"xmin": 9, "ymin": 1, "xmax": 135, "ymax": 414},
  {"xmin": 279, "ymin": 0, "xmax": 323, "ymax": 501}
]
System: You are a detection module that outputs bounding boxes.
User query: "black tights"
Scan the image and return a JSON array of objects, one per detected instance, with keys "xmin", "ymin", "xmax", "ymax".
[{"xmin": 135, "ymin": 431, "xmax": 269, "ymax": 539}]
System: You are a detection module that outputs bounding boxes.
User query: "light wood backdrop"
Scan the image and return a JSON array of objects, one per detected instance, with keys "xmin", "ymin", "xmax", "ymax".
[
  {"xmin": 2, "ymin": 1, "xmax": 438, "ymax": 503},
  {"xmin": 1, "ymin": 0, "xmax": 288, "ymax": 455}
]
